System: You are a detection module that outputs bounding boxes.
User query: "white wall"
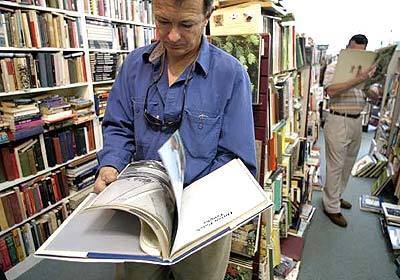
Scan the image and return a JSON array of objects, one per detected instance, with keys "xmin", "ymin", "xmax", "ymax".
[{"xmin": 282, "ymin": 0, "xmax": 400, "ymax": 55}]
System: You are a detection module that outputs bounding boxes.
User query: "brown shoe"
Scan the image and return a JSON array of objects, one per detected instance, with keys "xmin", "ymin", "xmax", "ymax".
[
  {"xmin": 323, "ymin": 210, "xmax": 347, "ymax": 227},
  {"xmin": 340, "ymin": 199, "xmax": 352, "ymax": 209}
]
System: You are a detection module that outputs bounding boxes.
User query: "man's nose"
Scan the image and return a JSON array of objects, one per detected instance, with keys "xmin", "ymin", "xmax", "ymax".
[{"xmin": 167, "ymin": 27, "xmax": 181, "ymax": 42}]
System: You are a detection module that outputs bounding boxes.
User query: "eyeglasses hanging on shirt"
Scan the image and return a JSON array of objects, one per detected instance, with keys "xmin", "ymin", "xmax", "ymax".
[{"xmin": 144, "ymin": 53, "xmax": 196, "ymax": 132}]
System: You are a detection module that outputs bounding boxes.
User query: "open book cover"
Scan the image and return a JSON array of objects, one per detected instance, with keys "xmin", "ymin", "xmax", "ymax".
[
  {"xmin": 332, "ymin": 45, "xmax": 396, "ymax": 86},
  {"xmin": 35, "ymin": 131, "xmax": 272, "ymax": 265}
]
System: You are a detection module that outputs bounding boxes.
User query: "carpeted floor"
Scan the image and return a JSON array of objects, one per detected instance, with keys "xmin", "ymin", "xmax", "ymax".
[
  {"xmin": 298, "ymin": 129, "xmax": 398, "ymax": 280},
  {"xmin": 13, "ymin": 130, "xmax": 398, "ymax": 280}
]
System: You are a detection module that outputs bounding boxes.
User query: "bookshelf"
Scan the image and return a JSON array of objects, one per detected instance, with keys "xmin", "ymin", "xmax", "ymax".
[
  {"xmin": 209, "ymin": 2, "xmax": 326, "ymax": 278},
  {"xmin": 0, "ymin": 0, "xmax": 155, "ymax": 273}
]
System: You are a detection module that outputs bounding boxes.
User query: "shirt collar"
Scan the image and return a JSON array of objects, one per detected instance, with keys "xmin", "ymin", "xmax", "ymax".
[{"xmin": 142, "ymin": 36, "xmax": 210, "ymax": 77}]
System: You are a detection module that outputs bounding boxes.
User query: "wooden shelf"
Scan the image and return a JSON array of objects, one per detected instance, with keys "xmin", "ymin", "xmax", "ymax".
[
  {"xmin": 0, "ymin": 1, "xmax": 80, "ymax": 17},
  {"xmin": 0, "ymin": 82, "xmax": 88, "ymax": 97},
  {"xmin": 0, "ymin": 47, "xmax": 85, "ymax": 52},
  {"xmin": 0, "ymin": 151, "xmax": 96, "ymax": 192},
  {"xmin": 93, "ymin": 80, "xmax": 115, "ymax": 85},
  {"xmin": 89, "ymin": 48, "xmax": 131, "ymax": 53},
  {"xmin": 85, "ymin": 14, "xmax": 155, "ymax": 28}
]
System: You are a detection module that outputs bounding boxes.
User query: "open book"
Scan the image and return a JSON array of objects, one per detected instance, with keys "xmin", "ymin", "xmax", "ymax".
[
  {"xmin": 333, "ymin": 45, "xmax": 396, "ymax": 88},
  {"xmin": 35, "ymin": 131, "xmax": 272, "ymax": 264}
]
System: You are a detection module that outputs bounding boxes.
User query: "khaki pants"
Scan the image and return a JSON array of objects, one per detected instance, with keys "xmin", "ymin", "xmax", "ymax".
[
  {"xmin": 323, "ymin": 113, "xmax": 362, "ymax": 213},
  {"xmin": 115, "ymin": 234, "xmax": 232, "ymax": 280}
]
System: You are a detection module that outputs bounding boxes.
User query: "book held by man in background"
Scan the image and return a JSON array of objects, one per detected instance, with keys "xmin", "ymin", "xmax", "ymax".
[
  {"xmin": 35, "ymin": 131, "xmax": 272, "ymax": 265},
  {"xmin": 333, "ymin": 45, "xmax": 397, "ymax": 87}
]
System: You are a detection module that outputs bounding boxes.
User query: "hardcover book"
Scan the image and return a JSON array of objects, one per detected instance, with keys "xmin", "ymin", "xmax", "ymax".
[{"xmin": 36, "ymin": 131, "xmax": 272, "ymax": 264}]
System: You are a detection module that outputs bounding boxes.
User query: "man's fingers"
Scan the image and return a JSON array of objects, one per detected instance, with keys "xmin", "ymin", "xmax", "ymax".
[
  {"xmin": 94, "ymin": 177, "xmax": 107, "ymax": 194},
  {"xmin": 102, "ymin": 170, "xmax": 118, "ymax": 184}
]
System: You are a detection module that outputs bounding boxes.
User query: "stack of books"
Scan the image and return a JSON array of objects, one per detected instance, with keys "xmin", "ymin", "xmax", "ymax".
[
  {"xmin": 94, "ymin": 85, "xmax": 111, "ymax": 116},
  {"xmin": 65, "ymin": 153, "xmax": 98, "ymax": 192},
  {"xmin": 0, "ymin": 99, "xmax": 44, "ymax": 141},
  {"xmin": 90, "ymin": 52, "xmax": 120, "ymax": 82},
  {"xmin": 0, "ymin": 115, "xmax": 8, "ymax": 145},
  {"xmin": 351, "ymin": 151, "xmax": 388, "ymax": 178},
  {"xmin": 381, "ymin": 203, "xmax": 400, "ymax": 255},
  {"xmin": 39, "ymin": 95, "xmax": 73, "ymax": 124},
  {"xmin": 69, "ymin": 98, "xmax": 95, "ymax": 125},
  {"xmin": 86, "ymin": 20, "xmax": 115, "ymax": 49}
]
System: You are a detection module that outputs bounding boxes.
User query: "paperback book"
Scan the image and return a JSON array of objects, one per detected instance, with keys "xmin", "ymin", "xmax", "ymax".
[
  {"xmin": 359, "ymin": 194, "xmax": 382, "ymax": 213},
  {"xmin": 35, "ymin": 131, "xmax": 272, "ymax": 264}
]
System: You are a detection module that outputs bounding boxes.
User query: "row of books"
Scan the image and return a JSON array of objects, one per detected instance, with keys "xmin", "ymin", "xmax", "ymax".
[
  {"xmin": 0, "ymin": 168, "xmax": 69, "ymax": 231},
  {"xmin": 0, "ymin": 9, "xmax": 83, "ymax": 49},
  {"xmin": 0, "ymin": 202, "xmax": 70, "ymax": 272},
  {"xmin": 89, "ymin": 52, "xmax": 124, "ymax": 82},
  {"xmin": 84, "ymin": 0, "xmax": 154, "ymax": 24},
  {"xmin": 0, "ymin": 120, "xmax": 95, "ymax": 182},
  {"xmin": 44, "ymin": 121, "xmax": 96, "ymax": 167},
  {"xmin": 87, "ymin": 19, "xmax": 154, "ymax": 50},
  {"xmin": 65, "ymin": 153, "xmax": 98, "ymax": 192},
  {"xmin": 0, "ymin": 137, "xmax": 45, "ymax": 181},
  {"xmin": 6, "ymin": 0, "xmax": 78, "ymax": 11},
  {"xmin": 0, "ymin": 52, "xmax": 87, "ymax": 92},
  {"xmin": 94, "ymin": 85, "xmax": 111, "ymax": 115}
]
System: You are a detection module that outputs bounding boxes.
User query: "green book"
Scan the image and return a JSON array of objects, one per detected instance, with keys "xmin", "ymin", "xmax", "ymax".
[
  {"xmin": 5, "ymin": 233, "xmax": 18, "ymax": 266},
  {"xmin": 19, "ymin": 150, "xmax": 31, "ymax": 177}
]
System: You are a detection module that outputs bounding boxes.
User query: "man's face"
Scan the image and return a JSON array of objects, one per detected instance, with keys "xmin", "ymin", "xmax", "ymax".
[
  {"xmin": 348, "ymin": 40, "xmax": 367, "ymax": 50},
  {"xmin": 153, "ymin": 0, "xmax": 207, "ymax": 59}
]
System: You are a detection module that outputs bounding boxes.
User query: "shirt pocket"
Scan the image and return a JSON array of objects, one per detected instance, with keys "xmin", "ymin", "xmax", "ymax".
[
  {"xmin": 132, "ymin": 100, "xmax": 159, "ymax": 160},
  {"xmin": 180, "ymin": 108, "xmax": 222, "ymax": 161}
]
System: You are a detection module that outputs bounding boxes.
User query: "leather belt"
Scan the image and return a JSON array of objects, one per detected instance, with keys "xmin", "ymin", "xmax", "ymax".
[{"xmin": 330, "ymin": 110, "xmax": 360, "ymax": 119}]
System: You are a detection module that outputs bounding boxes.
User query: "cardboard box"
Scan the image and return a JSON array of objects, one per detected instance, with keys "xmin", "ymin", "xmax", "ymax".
[{"xmin": 210, "ymin": 2, "xmax": 264, "ymax": 36}]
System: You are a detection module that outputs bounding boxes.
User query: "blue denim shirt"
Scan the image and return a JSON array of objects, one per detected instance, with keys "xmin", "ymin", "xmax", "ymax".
[{"xmin": 97, "ymin": 37, "xmax": 257, "ymax": 185}]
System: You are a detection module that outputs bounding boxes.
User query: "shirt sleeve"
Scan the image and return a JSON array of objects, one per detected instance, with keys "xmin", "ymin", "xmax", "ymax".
[
  {"xmin": 96, "ymin": 60, "xmax": 136, "ymax": 172},
  {"xmin": 207, "ymin": 67, "xmax": 257, "ymax": 177},
  {"xmin": 323, "ymin": 62, "xmax": 336, "ymax": 89}
]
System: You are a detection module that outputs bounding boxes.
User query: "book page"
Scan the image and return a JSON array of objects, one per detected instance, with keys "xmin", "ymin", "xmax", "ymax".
[
  {"xmin": 158, "ymin": 130, "xmax": 185, "ymax": 217},
  {"xmin": 85, "ymin": 161, "xmax": 175, "ymax": 258},
  {"xmin": 332, "ymin": 49, "xmax": 376, "ymax": 84},
  {"xmin": 170, "ymin": 159, "xmax": 270, "ymax": 259}
]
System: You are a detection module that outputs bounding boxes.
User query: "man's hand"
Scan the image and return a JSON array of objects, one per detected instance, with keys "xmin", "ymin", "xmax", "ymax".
[
  {"xmin": 94, "ymin": 166, "xmax": 118, "ymax": 194},
  {"xmin": 356, "ymin": 64, "xmax": 377, "ymax": 82}
]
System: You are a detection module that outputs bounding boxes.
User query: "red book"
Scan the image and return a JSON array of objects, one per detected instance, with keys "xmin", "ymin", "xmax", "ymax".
[
  {"xmin": 87, "ymin": 122, "xmax": 95, "ymax": 151},
  {"xmin": 22, "ymin": 188, "xmax": 33, "ymax": 217},
  {"xmin": 8, "ymin": 191, "xmax": 23, "ymax": 225},
  {"xmin": 267, "ymin": 137, "xmax": 277, "ymax": 171},
  {"xmin": 0, "ymin": 147, "xmax": 19, "ymax": 181},
  {"xmin": 27, "ymin": 187, "xmax": 37, "ymax": 214},
  {"xmin": 50, "ymin": 175, "xmax": 61, "ymax": 202},
  {"xmin": 59, "ymin": 168, "xmax": 70, "ymax": 197},
  {"xmin": 52, "ymin": 137, "xmax": 64, "ymax": 164},
  {"xmin": 27, "ymin": 13, "xmax": 38, "ymax": 47},
  {"xmin": 0, "ymin": 238, "xmax": 11, "ymax": 271},
  {"xmin": 280, "ymin": 235, "xmax": 305, "ymax": 261}
]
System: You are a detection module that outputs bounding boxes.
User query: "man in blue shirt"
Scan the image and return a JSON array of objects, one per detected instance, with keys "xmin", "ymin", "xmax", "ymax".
[{"xmin": 94, "ymin": 0, "xmax": 256, "ymax": 279}]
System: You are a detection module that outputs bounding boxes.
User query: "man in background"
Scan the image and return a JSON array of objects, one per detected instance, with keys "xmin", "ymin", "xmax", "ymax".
[
  {"xmin": 322, "ymin": 34, "xmax": 376, "ymax": 227},
  {"xmin": 94, "ymin": 0, "xmax": 257, "ymax": 279}
]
